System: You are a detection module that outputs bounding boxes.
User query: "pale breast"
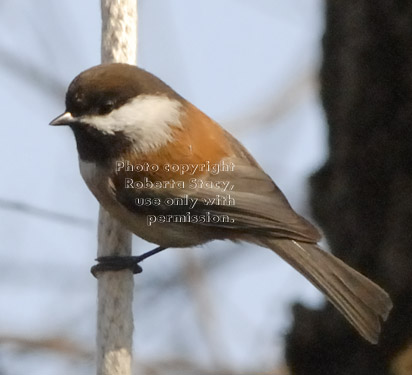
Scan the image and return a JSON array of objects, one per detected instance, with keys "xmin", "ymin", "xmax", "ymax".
[{"xmin": 78, "ymin": 159, "xmax": 203, "ymax": 247}]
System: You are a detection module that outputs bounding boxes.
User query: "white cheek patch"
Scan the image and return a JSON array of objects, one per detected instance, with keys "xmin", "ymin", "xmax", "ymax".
[{"xmin": 83, "ymin": 95, "xmax": 183, "ymax": 153}]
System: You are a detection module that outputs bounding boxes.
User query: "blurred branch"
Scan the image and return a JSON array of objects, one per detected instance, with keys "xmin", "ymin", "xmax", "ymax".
[
  {"xmin": 0, "ymin": 334, "xmax": 288, "ymax": 375},
  {"xmin": 0, "ymin": 197, "xmax": 94, "ymax": 228},
  {"xmin": 138, "ymin": 357, "xmax": 289, "ymax": 375},
  {"xmin": 0, "ymin": 47, "xmax": 65, "ymax": 98},
  {"xmin": 224, "ymin": 68, "xmax": 317, "ymax": 134},
  {"xmin": 0, "ymin": 335, "xmax": 92, "ymax": 359},
  {"xmin": 139, "ymin": 247, "xmax": 250, "ymax": 298},
  {"xmin": 181, "ymin": 252, "xmax": 227, "ymax": 369}
]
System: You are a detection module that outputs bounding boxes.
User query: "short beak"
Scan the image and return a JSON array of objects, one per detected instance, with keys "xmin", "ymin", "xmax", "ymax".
[{"xmin": 49, "ymin": 112, "xmax": 78, "ymax": 126}]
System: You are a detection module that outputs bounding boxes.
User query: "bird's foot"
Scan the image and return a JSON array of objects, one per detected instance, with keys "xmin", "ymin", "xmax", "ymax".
[{"xmin": 91, "ymin": 246, "xmax": 167, "ymax": 277}]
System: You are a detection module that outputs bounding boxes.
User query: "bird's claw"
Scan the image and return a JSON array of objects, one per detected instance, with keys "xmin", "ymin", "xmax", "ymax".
[
  {"xmin": 90, "ymin": 246, "xmax": 167, "ymax": 278},
  {"xmin": 91, "ymin": 255, "xmax": 143, "ymax": 278}
]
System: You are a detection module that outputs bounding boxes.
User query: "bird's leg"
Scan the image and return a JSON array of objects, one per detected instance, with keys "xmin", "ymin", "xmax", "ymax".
[{"xmin": 91, "ymin": 246, "xmax": 167, "ymax": 277}]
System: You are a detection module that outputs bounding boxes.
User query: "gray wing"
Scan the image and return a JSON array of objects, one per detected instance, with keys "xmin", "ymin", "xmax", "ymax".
[
  {"xmin": 113, "ymin": 131, "xmax": 321, "ymax": 243},
  {"xmin": 185, "ymin": 159, "xmax": 321, "ymax": 242}
]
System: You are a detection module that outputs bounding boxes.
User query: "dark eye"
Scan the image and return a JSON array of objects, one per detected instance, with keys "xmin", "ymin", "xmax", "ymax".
[{"xmin": 100, "ymin": 100, "xmax": 115, "ymax": 114}]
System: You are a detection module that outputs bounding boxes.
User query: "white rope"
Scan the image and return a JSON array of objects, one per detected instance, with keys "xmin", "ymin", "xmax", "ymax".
[
  {"xmin": 97, "ymin": 1, "xmax": 137, "ymax": 374},
  {"xmin": 101, "ymin": 0, "xmax": 137, "ymax": 65}
]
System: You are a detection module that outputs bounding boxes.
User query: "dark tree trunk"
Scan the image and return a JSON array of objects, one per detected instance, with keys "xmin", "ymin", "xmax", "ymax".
[{"xmin": 285, "ymin": 1, "xmax": 412, "ymax": 374}]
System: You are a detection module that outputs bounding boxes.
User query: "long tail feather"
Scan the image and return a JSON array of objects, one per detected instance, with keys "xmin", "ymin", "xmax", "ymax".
[{"xmin": 255, "ymin": 238, "xmax": 392, "ymax": 343}]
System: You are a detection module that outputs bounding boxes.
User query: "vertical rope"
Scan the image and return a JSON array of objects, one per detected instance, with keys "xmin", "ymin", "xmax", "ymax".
[
  {"xmin": 101, "ymin": 0, "xmax": 137, "ymax": 65},
  {"xmin": 97, "ymin": 1, "xmax": 137, "ymax": 374}
]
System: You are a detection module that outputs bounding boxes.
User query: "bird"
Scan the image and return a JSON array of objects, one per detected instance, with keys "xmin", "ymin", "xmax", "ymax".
[{"xmin": 50, "ymin": 63, "xmax": 392, "ymax": 344}]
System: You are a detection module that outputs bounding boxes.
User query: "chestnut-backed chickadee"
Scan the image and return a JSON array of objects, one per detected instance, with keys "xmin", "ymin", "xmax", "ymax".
[{"xmin": 50, "ymin": 63, "xmax": 392, "ymax": 343}]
